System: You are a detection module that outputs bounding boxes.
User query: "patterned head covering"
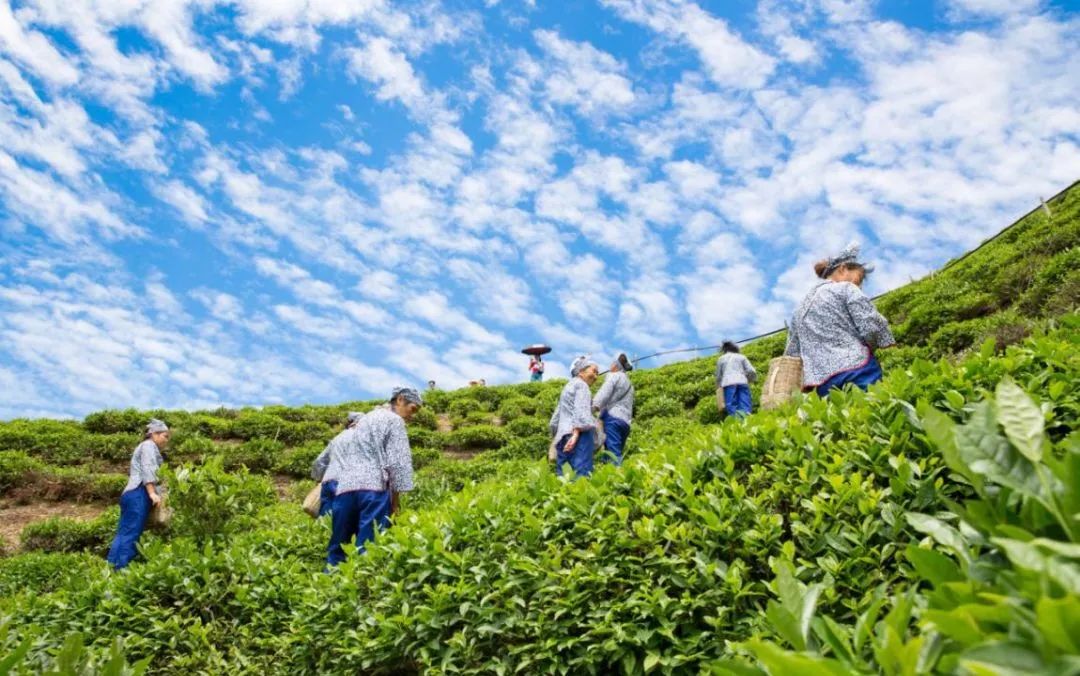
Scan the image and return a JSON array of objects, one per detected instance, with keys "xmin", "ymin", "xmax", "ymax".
[
  {"xmin": 570, "ymin": 355, "xmax": 599, "ymax": 377},
  {"xmin": 346, "ymin": 411, "xmax": 364, "ymax": 427},
  {"xmin": 146, "ymin": 419, "xmax": 169, "ymax": 434},
  {"xmin": 390, "ymin": 386, "xmax": 423, "ymax": 406},
  {"xmin": 823, "ymin": 242, "xmax": 875, "ymax": 278}
]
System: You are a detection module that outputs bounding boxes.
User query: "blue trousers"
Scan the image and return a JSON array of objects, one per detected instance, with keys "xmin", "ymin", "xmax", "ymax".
[
  {"xmin": 816, "ymin": 357, "xmax": 883, "ymax": 397},
  {"xmin": 600, "ymin": 412, "xmax": 630, "ymax": 466},
  {"xmin": 723, "ymin": 384, "xmax": 753, "ymax": 418},
  {"xmin": 530, "ymin": 372, "xmax": 543, "ymax": 382},
  {"xmin": 326, "ymin": 489, "xmax": 392, "ymax": 567},
  {"xmin": 555, "ymin": 429, "xmax": 595, "ymax": 478},
  {"xmin": 107, "ymin": 486, "xmax": 151, "ymax": 570},
  {"xmin": 318, "ymin": 480, "xmax": 338, "ymax": 517}
]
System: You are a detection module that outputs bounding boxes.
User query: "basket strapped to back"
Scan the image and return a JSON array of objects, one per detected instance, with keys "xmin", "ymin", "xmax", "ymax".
[{"xmin": 761, "ymin": 356, "xmax": 804, "ymax": 410}]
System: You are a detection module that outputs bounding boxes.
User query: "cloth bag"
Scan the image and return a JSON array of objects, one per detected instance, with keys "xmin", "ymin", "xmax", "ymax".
[
  {"xmin": 715, "ymin": 387, "xmax": 726, "ymax": 414},
  {"xmin": 761, "ymin": 356, "xmax": 804, "ymax": 410},
  {"xmin": 302, "ymin": 484, "xmax": 322, "ymax": 518}
]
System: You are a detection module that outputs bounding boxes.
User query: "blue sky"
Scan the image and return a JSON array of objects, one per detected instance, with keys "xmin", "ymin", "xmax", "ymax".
[{"xmin": 0, "ymin": 0, "xmax": 1077, "ymax": 419}]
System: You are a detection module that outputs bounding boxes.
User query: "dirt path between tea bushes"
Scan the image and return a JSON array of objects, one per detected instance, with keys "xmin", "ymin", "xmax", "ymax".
[
  {"xmin": 0, "ymin": 501, "xmax": 106, "ymax": 552},
  {"xmin": 436, "ymin": 415, "xmax": 453, "ymax": 433}
]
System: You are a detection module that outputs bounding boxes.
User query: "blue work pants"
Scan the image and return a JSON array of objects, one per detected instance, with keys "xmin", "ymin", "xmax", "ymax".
[
  {"xmin": 599, "ymin": 412, "xmax": 630, "ymax": 466},
  {"xmin": 326, "ymin": 489, "xmax": 392, "ymax": 567},
  {"xmin": 555, "ymin": 429, "xmax": 595, "ymax": 479},
  {"xmin": 723, "ymin": 384, "xmax": 753, "ymax": 418},
  {"xmin": 107, "ymin": 486, "xmax": 152, "ymax": 570},
  {"xmin": 816, "ymin": 357, "xmax": 883, "ymax": 397}
]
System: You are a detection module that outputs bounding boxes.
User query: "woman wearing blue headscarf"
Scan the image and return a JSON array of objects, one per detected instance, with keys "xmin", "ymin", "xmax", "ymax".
[
  {"xmin": 548, "ymin": 356, "xmax": 599, "ymax": 478},
  {"xmin": 106, "ymin": 419, "xmax": 169, "ymax": 570}
]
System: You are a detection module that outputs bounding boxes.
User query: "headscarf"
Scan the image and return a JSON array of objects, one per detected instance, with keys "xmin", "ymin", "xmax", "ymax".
[
  {"xmin": 616, "ymin": 352, "xmax": 634, "ymax": 372},
  {"xmin": 822, "ymin": 241, "xmax": 876, "ymax": 278},
  {"xmin": 146, "ymin": 419, "xmax": 169, "ymax": 434},
  {"xmin": 390, "ymin": 386, "xmax": 423, "ymax": 406},
  {"xmin": 570, "ymin": 355, "xmax": 598, "ymax": 378},
  {"xmin": 346, "ymin": 411, "xmax": 364, "ymax": 427}
]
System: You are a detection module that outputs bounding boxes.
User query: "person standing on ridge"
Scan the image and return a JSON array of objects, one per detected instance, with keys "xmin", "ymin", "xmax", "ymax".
[
  {"xmin": 529, "ymin": 354, "xmax": 545, "ymax": 382},
  {"xmin": 107, "ymin": 419, "xmax": 169, "ymax": 570},
  {"xmin": 324, "ymin": 387, "xmax": 421, "ymax": 568},
  {"xmin": 548, "ymin": 356, "xmax": 600, "ymax": 478},
  {"xmin": 311, "ymin": 411, "xmax": 364, "ymax": 517},
  {"xmin": 784, "ymin": 242, "xmax": 896, "ymax": 396},
  {"xmin": 592, "ymin": 353, "xmax": 635, "ymax": 466},
  {"xmin": 715, "ymin": 341, "xmax": 757, "ymax": 418}
]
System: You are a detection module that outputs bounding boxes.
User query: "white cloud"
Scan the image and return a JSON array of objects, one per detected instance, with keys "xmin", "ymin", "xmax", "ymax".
[
  {"xmin": 346, "ymin": 36, "xmax": 427, "ymax": 112},
  {"xmin": 533, "ymin": 29, "xmax": 636, "ymax": 116},
  {"xmin": 602, "ymin": 0, "xmax": 775, "ymax": 88}
]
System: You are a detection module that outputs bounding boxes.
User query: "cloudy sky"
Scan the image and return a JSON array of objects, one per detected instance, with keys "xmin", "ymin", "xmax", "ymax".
[{"xmin": 0, "ymin": 0, "xmax": 1077, "ymax": 418}]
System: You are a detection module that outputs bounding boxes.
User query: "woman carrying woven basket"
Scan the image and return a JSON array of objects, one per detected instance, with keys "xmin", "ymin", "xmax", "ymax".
[
  {"xmin": 107, "ymin": 419, "xmax": 169, "ymax": 570},
  {"xmin": 324, "ymin": 387, "xmax": 420, "ymax": 568},
  {"xmin": 784, "ymin": 242, "xmax": 895, "ymax": 397}
]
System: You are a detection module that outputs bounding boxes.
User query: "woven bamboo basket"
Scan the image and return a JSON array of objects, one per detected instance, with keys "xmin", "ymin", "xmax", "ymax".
[
  {"xmin": 761, "ymin": 356, "xmax": 804, "ymax": 410},
  {"xmin": 302, "ymin": 484, "xmax": 322, "ymax": 518}
]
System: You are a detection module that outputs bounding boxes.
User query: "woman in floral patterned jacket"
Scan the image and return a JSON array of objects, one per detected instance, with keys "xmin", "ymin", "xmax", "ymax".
[{"xmin": 784, "ymin": 242, "xmax": 896, "ymax": 397}]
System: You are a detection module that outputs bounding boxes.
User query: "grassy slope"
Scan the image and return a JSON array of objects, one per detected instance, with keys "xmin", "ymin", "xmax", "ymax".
[{"xmin": 0, "ymin": 183, "xmax": 1077, "ymax": 672}]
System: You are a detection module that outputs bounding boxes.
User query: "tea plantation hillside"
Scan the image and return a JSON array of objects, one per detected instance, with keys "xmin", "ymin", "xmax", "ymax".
[{"xmin": 0, "ymin": 183, "xmax": 1078, "ymax": 673}]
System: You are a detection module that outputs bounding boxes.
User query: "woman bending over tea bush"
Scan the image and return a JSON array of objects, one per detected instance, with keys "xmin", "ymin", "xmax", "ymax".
[
  {"xmin": 323, "ymin": 387, "xmax": 421, "ymax": 568},
  {"xmin": 549, "ymin": 356, "xmax": 600, "ymax": 478},
  {"xmin": 106, "ymin": 419, "xmax": 169, "ymax": 570},
  {"xmin": 310, "ymin": 411, "xmax": 364, "ymax": 517},
  {"xmin": 785, "ymin": 242, "xmax": 896, "ymax": 396}
]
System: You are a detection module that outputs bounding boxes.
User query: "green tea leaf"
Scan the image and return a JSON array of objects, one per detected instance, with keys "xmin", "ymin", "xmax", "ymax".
[
  {"xmin": 1036, "ymin": 596, "xmax": 1080, "ymax": 653},
  {"xmin": 954, "ymin": 402, "xmax": 1043, "ymax": 503},
  {"xmin": 994, "ymin": 378, "xmax": 1045, "ymax": 463},
  {"xmin": 907, "ymin": 513, "xmax": 972, "ymax": 566},
  {"xmin": 743, "ymin": 639, "xmax": 851, "ymax": 676},
  {"xmin": 904, "ymin": 544, "xmax": 963, "ymax": 586}
]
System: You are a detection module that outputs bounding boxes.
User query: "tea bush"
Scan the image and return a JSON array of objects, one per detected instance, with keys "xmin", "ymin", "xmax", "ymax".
[
  {"xmin": 0, "ymin": 451, "xmax": 43, "ymax": 491},
  {"xmin": 487, "ymin": 433, "xmax": 548, "ymax": 460},
  {"xmin": 82, "ymin": 408, "xmax": 148, "ymax": 434},
  {"xmin": 171, "ymin": 433, "xmax": 216, "ymax": 459},
  {"xmin": 273, "ymin": 441, "xmax": 324, "ymax": 478},
  {"xmin": 164, "ymin": 457, "xmax": 276, "ymax": 542},
  {"xmin": 504, "ymin": 415, "xmax": 548, "ymax": 438},
  {"xmin": 411, "ymin": 446, "xmax": 442, "ymax": 471},
  {"xmin": 0, "ymin": 552, "xmax": 102, "ymax": 598},
  {"xmin": 226, "ymin": 438, "xmax": 286, "ymax": 473},
  {"xmin": 635, "ymin": 393, "xmax": 683, "ymax": 420},
  {"xmin": 20, "ymin": 508, "xmax": 119, "ymax": 555},
  {"xmin": 409, "ymin": 406, "xmax": 438, "ymax": 431},
  {"xmin": 445, "ymin": 424, "xmax": 508, "ymax": 450}
]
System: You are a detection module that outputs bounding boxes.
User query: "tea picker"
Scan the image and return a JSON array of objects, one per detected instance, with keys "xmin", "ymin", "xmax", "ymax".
[
  {"xmin": 548, "ymin": 356, "xmax": 600, "ymax": 479},
  {"xmin": 592, "ymin": 353, "xmax": 635, "ymax": 466},
  {"xmin": 522, "ymin": 343, "xmax": 550, "ymax": 382},
  {"xmin": 783, "ymin": 242, "xmax": 895, "ymax": 398},
  {"xmin": 107, "ymin": 419, "xmax": 170, "ymax": 570}
]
